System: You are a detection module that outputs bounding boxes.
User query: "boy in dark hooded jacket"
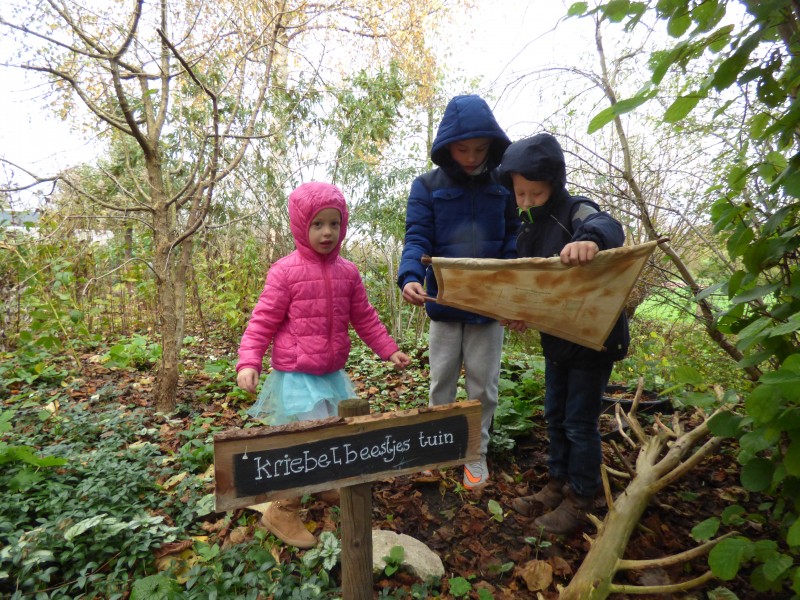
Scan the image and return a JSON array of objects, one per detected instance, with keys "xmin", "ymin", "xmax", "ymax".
[
  {"xmin": 397, "ymin": 94, "xmax": 518, "ymax": 490},
  {"xmin": 499, "ymin": 132, "xmax": 629, "ymax": 534}
]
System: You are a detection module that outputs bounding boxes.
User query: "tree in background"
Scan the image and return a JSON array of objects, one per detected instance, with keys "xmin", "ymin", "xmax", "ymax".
[{"xmin": 0, "ymin": 0, "xmax": 456, "ymax": 412}]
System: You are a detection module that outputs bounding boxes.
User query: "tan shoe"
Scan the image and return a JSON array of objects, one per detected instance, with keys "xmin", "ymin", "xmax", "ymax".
[
  {"xmin": 512, "ymin": 478, "xmax": 566, "ymax": 517},
  {"xmin": 316, "ymin": 489, "xmax": 340, "ymax": 505},
  {"xmin": 260, "ymin": 497, "xmax": 317, "ymax": 548}
]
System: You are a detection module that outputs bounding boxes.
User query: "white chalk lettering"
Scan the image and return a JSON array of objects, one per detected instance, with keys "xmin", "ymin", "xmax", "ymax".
[
  {"xmin": 247, "ymin": 429, "xmax": 452, "ymax": 483},
  {"xmin": 345, "ymin": 444, "xmax": 358, "ymax": 464},
  {"xmin": 253, "ymin": 456, "xmax": 273, "ymax": 480},
  {"xmin": 418, "ymin": 430, "xmax": 455, "ymax": 448}
]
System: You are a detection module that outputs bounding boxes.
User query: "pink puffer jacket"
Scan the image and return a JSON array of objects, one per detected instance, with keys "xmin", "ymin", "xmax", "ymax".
[{"xmin": 236, "ymin": 182, "xmax": 400, "ymax": 376}]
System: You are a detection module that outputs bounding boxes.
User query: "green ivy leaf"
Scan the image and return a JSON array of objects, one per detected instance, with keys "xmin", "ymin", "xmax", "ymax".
[
  {"xmin": 786, "ymin": 517, "xmax": 800, "ymax": 547},
  {"xmin": 744, "ymin": 384, "xmax": 780, "ymax": 423},
  {"xmin": 708, "ymin": 411, "xmax": 744, "ymax": 438},
  {"xmin": 762, "ymin": 551, "xmax": 793, "ymax": 582},
  {"xmin": 785, "ymin": 438, "xmax": 800, "ymax": 477},
  {"xmin": 131, "ymin": 573, "xmax": 181, "ymax": 600},
  {"xmin": 709, "ymin": 536, "xmax": 754, "ymax": 580},
  {"xmin": 65, "ymin": 514, "xmax": 108, "ymax": 541},
  {"xmin": 740, "ymin": 457, "xmax": 774, "ymax": 492},
  {"xmin": 691, "ymin": 517, "xmax": 720, "ymax": 541},
  {"xmin": 720, "ymin": 505, "xmax": 746, "ymax": 526}
]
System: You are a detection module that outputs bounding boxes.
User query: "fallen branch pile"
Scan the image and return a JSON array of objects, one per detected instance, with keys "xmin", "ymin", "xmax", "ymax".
[{"xmin": 560, "ymin": 379, "xmax": 731, "ymax": 599}]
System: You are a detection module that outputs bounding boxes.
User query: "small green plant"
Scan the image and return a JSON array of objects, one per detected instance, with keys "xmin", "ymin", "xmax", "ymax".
[
  {"xmin": 490, "ymin": 353, "xmax": 545, "ymax": 452},
  {"xmin": 448, "ymin": 576, "xmax": 473, "ymax": 597},
  {"xmin": 303, "ymin": 531, "xmax": 341, "ymax": 571},
  {"xmin": 524, "ymin": 534, "xmax": 553, "ymax": 560},
  {"xmin": 487, "ymin": 499, "xmax": 504, "ymax": 523},
  {"xmin": 103, "ymin": 333, "xmax": 162, "ymax": 370},
  {"xmin": 382, "ymin": 545, "xmax": 405, "ymax": 577}
]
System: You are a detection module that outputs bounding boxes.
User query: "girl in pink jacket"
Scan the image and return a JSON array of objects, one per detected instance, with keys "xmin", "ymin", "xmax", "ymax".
[{"xmin": 236, "ymin": 181, "xmax": 410, "ymax": 548}]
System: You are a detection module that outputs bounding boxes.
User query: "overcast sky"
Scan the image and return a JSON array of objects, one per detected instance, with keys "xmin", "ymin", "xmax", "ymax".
[{"xmin": 0, "ymin": 1, "xmax": 590, "ymax": 192}]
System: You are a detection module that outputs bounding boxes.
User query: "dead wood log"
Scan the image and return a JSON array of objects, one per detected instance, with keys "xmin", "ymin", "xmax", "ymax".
[{"xmin": 559, "ymin": 380, "xmax": 729, "ymax": 599}]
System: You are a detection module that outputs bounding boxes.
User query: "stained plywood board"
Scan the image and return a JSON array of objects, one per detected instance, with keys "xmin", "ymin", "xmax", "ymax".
[
  {"xmin": 431, "ymin": 241, "xmax": 659, "ymax": 351},
  {"xmin": 214, "ymin": 401, "xmax": 481, "ymax": 511}
]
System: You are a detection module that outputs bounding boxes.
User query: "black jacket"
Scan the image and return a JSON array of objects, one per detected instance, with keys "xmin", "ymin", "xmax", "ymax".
[{"xmin": 500, "ymin": 133, "xmax": 629, "ymax": 365}]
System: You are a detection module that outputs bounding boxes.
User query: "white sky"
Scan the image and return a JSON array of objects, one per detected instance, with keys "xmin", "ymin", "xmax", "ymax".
[
  {"xmin": 440, "ymin": 0, "xmax": 595, "ymax": 137},
  {"xmin": 0, "ymin": 0, "xmax": 593, "ymax": 197}
]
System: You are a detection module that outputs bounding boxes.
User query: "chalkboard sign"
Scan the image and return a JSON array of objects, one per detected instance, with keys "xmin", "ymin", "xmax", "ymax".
[{"xmin": 214, "ymin": 401, "xmax": 481, "ymax": 511}]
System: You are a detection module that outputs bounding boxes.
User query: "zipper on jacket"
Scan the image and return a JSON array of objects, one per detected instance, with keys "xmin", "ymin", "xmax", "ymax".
[
  {"xmin": 322, "ymin": 260, "xmax": 335, "ymax": 372},
  {"xmin": 469, "ymin": 178, "xmax": 478, "ymax": 257}
]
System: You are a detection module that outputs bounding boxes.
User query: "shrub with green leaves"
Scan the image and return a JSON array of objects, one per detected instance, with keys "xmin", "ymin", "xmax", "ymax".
[
  {"xmin": 490, "ymin": 353, "xmax": 546, "ymax": 452},
  {"xmin": 579, "ymin": 0, "xmax": 800, "ymax": 594},
  {"xmin": 0, "ymin": 402, "xmax": 179, "ymax": 599}
]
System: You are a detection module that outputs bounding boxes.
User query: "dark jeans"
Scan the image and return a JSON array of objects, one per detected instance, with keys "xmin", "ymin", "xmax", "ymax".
[{"xmin": 544, "ymin": 359, "xmax": 613, "ymax": 498}]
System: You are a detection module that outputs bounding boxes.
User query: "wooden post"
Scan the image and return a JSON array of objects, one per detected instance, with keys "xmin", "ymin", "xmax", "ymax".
[{"xmin": 338, "ymin": 398, "xmax": 373, "ymax": 600}]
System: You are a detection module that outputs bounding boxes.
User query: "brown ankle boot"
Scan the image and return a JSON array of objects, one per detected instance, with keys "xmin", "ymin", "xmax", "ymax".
[
  {"xmin": 316, "ymin": 489, "xmax": 340, "ymax": 505},
  {"xmin": 260, "ymin": 497, "xmax": 317, "ymax": 548},
  {"xmin": 532, "ymin": 488, "xmax": 593, "ymax": 535},
  {"xmin": 512, "ymin": 479, "xmax": 566, "ymax": 517}
]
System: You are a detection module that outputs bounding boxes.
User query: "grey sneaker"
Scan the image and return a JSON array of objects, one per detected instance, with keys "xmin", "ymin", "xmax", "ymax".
[{"xmin": 463, "ymin": 456, "xmax": 489, "ymax": 489}]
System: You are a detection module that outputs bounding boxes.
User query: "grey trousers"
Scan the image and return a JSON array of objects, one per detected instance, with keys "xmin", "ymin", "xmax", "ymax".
[{"xmin": 428, "ymin": 320, "xmax": 504, "ymax": 455}]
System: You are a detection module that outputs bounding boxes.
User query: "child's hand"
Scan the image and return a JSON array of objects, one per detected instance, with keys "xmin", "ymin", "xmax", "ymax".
[
  {"xmin": 501, "ymin": 319, "xmax": 528, "ymax": 332},
  {"xmin": 560, "ymin": 241, "xmax": 600, "ymax": 266},
  {"xmin": 237, "ymin": 368, "xmax": 259, "ymax": 394},
  {"xmin": 389, "ymin": 351, "xmax": 411, "ymax": 370},
  {"xmin": 402, "ymin": 282, "xmax": 427, "ymax": 306}
]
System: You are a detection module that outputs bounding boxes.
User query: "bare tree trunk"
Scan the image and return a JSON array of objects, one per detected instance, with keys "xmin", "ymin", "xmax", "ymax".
[{"xmin": 153, "ymin": 196, "xmax": 179, "ymax": 412}]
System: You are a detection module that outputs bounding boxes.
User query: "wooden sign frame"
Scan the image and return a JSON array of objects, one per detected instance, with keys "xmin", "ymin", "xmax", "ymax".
[{"xmin": 214, "ymin": 400, "xmax": 482, "ymax": 512}]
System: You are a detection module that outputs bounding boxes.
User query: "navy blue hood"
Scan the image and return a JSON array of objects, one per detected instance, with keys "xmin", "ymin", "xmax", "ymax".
[
  {"xmin": 499, "ymin": 133, "xmax": 567, "ymax": 192},
  {"xmin": 430, "ymin": 95, "xmax": 511, "ymax": 171}
]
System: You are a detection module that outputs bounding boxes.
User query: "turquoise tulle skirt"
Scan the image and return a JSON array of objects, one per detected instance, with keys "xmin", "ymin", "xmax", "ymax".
[{"xmin": 246, "ymin": 369, "xmax": 356, "ymax": 425}]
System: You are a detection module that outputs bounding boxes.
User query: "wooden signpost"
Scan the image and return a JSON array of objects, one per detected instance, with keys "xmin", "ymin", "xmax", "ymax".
[{"xmin": 214, "ymin": 399, "xmax": 481, "ymax": 599}]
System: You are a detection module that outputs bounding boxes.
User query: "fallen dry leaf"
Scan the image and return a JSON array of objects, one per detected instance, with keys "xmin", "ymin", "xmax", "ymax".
[{"xmin": 518, "ymin": 559, "xmax": 553, "ymax": 592}]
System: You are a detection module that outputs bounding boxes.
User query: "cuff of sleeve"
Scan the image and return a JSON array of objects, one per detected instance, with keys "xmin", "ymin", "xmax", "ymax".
[{"xmin": 236, "ymin": 362, "xmax": 262, "ymax": 374}]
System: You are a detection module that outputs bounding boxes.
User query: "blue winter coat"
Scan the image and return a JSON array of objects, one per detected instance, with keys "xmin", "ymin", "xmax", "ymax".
[
  {"xmin": 397, "ymin": 95, "xmax": 518, "ymax": 323},
  {"xmin": 500, "ymin": 133, "xmax": 630, "ymax": 365}
]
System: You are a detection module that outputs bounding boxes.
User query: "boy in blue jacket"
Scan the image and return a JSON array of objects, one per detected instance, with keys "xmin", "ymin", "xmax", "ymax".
[
  {"xmin": 398, "ymin": 94, "xmax": 518, "ymax": 490},
  {"xmin": 499, "ymin": 133, "xmax": 629, "ymax": 534}
]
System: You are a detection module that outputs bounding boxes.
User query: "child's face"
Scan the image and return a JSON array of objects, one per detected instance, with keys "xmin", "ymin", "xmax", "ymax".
[
  {"xmin": 449, "ymin": 137, "xmax": 491, "ymax": 173},
  {"xmin": 308, "ymin": 208, "xmax": 342, "ymax": 254},
  {"xmin": 512, "ymin": 174, "xmax": 552, "ymax": 210}
]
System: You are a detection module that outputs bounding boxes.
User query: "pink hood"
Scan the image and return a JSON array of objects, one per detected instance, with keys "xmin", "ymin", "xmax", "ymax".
[{"xmin": 289, "ymin": 182, "xmax": 348, "ymax": 262}]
